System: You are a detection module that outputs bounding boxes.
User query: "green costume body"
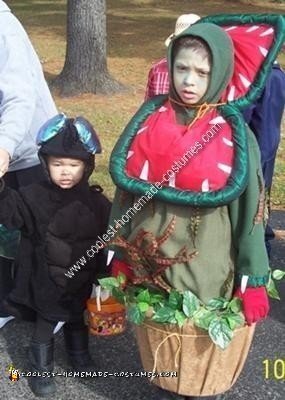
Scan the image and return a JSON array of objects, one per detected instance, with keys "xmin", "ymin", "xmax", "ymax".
[{"xmin": 110, "ymin": 125, "xmax": 267, "ymax": 304}]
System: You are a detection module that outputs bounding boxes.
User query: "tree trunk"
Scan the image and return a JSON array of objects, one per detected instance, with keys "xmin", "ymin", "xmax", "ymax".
[{"xmin": 53, "ymin": 0, "xmax": 124, "ymax": 96}]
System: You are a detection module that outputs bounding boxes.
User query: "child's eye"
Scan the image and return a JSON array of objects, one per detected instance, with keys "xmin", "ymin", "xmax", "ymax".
[
  {"xmin": 198, "ymin": 71, "xmax": 209, "ymax": 77},
  {"xmin": 175, "ymin": 64, "xmax": 186, "ymax": 72}
]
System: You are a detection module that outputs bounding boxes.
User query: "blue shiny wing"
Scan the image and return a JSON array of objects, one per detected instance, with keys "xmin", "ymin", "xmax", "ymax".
[
  {"xmin": 74, "ymin": 117, "xmax": 102, "ymax": 154},
  {"xmin": 36, "ymin": 113, "xmax": 67, "ymax": 145}
]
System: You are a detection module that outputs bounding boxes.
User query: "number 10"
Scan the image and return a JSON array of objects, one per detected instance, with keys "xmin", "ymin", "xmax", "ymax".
[{"xmin": 263, "ymin": 359, "xmax": 285, "ymax": 380}]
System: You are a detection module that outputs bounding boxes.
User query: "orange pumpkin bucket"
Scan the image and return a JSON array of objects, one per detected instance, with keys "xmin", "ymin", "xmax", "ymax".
[{"xmin": 86, "ymin": 296, "xmax": 126, "ymax": 336}]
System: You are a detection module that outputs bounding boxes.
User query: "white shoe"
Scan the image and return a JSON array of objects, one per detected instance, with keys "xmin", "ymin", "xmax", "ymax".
[
  {"xmin": 53, "ymin": 321, "xmax": 65, "ymax": 334},
  {"xmin": 0, "ymin": 315, "xmax": 15, "ymax": 328}
]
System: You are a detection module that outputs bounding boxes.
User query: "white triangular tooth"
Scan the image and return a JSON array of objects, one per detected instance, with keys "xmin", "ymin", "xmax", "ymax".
[
  {"xmin": 201, "ymin": 179, "xmax": 209, "ymax": 192},
  {"xmin": 127, "ymin": 150, "xmax": 134, "ymax": 159},
  {"xmin": 218, "ymin": 163, "xmax": 232, "ymax": 174},
  {"xmin": 168, "ymin": 174, "xmax": 176, "ymax": 187},
  {"xmin": 239, "ymin": 73, "xmax": 251, "ymax": 88},
  {"xmin": 222, "ymin": 137, "xmax": 234, "ymax": 147},
  {"xmin": 209, "ymin": 116, "xmax": 226, "ymax": 124},
  {"xmin": 225, "ymin": 26, "xmax": 237, "ymax": 31},
  {"xmin": 158, "ymin": 106, "xmax": 167, "ymax": 112},
  {"xmin": 241, "ymin": 275, "xmax": 249, "ymax": 293},
  {"xmin": 137, "ymin": 126, "xmax": 148, "ymax": 135},
  {"xmin": 227, "ymin": 85, "xmax": 236, "ymax": 101},
  {"xmin": 107, "ymin": 250, "xmax": 115, "ymax": 266},
  {"xmin": 139, "ymin": 160, "xmax": 149, "ymax": 180},
  {"xmin": 246, "ymin": 26, "xmax": 259, "ymax": 33},
  {"xmin": 259, "ymin": 46, "xmax": 268, "ymax": 57},
  {"xmin": 260, "ymin": 27, "xmax": 274, "ymax": 37}
]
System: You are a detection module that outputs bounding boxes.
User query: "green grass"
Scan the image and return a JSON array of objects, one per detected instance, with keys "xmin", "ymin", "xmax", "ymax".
[{"xmin": 8, "ymin": 0, "xmax": 285, "ymax": 205}]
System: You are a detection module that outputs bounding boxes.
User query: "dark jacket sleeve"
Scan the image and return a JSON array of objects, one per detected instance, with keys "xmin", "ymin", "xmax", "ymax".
[
  {"xmin": 93, "ymin": 191, "xmax": 112, "ymax": 280},
  {"xmin": 228, "ymin": 128, "xmax": 269, "ymax": 288},
  {"xmin": 0, "ymin": 183, "xmax": 34, "ymax": 235}
]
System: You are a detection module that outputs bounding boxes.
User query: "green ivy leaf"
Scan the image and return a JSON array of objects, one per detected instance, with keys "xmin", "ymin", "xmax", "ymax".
[
  {"xmin": 208, "ymin": 317, "xmax": 233, "ymax": 350},
  {"xmin": 137, "ymin": 289, "xmax": 151, "ymax": 304},
  {"xmin": 207, "ymin": 297, "xmax": 229, "ymax": 310},
  {"xmin": 150, "ymin": 293, "xmax": 165, "ymax": 305},
  {"xmin": 175, "ymin": 310, "xmax": 186, "ymax": 327},
  {"xmin": 127, "ymin": 304, "xmax": 144, "ymax": 324},
  {"xmin": 98, "ymin": 277, "xmax": 120, "ymax": 290},
  {"xmin": 266, "ymin": 278, "xmax": 280, "ymax": 300},
  {"xmin": 112, "ymin": 287, "xmax": 126, "ymax": 304},
  {"xmin": 228, "ymin": 297, "xmax": 242, "ymax": 313},
  {"xmin": 168, "ymin": 290, "xmax": 183, "ymax": 310},
  {"xmin": 168, "ymin": 314, "xmax": 178, "ymax": 324},
  {"xmin": 272, "ymin": 269, "xmax": 285, "ymax": 281},
  {"xmin": 138, "ymin": 302, "xmax": 149, "ymax": 313},
  {"xmin": 224, "ymin": 312, "xmax": 244, "ymax": 330},
  {"xmin": 182, "ymin": 290, "xmax": 200, "ymax": 318},
  {"xmin": 152, "ymin": 306, "xmax": 175, "ymax": 323},
  {"xmin": 192, "ymin": 307, "xmax": 216, "ymax": 330}
]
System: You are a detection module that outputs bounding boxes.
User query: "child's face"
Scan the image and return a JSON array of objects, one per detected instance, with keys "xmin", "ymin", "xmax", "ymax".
[
  {"xmin": 48, "ymin": 156, "xmax": 85, "ymax": 189},
  {"xmin": 173, "ymin": 47, "xmax": 210, "ymax": 105}
]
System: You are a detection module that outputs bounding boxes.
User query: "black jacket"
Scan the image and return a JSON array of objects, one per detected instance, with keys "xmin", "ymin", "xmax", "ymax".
[{"xmin": 0, "ymin": 180, "xmax": 111, "ymax": 321}]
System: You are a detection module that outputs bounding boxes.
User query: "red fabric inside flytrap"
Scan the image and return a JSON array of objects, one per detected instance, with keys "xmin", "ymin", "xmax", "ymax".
[{"xmin": 221, "ymin": 24, "xmax": 274, "ymax": 101}]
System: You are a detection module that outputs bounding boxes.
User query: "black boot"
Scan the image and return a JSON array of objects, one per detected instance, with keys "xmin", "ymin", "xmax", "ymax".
[
  {"xmin": 63, "ymin": 324, "xmax": 95, "ymax": 372},
  {"xmin": 28, "ymin": 339, "xmax": 56, "ymax": 397}
]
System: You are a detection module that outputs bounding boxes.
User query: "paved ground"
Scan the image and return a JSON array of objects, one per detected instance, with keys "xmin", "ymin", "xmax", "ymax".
[{"xmin": 0, "ymin": 211, "xmax": 284, "ymax": 400}]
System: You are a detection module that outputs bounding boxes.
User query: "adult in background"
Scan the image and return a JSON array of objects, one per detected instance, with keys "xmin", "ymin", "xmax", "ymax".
[
  {"xmin": 144, "ymin": 13, "xmax": 200, "ymax": 101},
  {"xmin": 0, "ymin": 0, "xmax": 57, "ymax": 328},
  {"xmin": 243, "ymin": 61, "xmax": 285, "ymax": 256}
]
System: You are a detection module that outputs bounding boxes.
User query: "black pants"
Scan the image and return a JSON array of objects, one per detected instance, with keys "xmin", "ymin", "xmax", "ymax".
[
  {"xmin": 0, "ymin": 165, "xmax": 45, "ymax": 305},
  {"xmin": 33, "ymin": 315, "xmax": 86, "ymax": 343}
]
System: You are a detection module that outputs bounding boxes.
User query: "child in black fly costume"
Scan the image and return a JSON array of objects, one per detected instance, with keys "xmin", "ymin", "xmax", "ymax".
[{"xmin": 0, "ymin": 114, "xmax": 111, "ymax": 397}]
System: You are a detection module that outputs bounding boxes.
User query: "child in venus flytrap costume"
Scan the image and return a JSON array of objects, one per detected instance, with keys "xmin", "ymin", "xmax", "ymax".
[{"xmin": 108, "ymin": 14, "xmax": 285, "ymax": 400}]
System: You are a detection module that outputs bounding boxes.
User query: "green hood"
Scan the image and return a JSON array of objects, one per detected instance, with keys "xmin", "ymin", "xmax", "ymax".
[{"xmin": 167, "ymin": 22, "xmax": 234, "ymax": 123}]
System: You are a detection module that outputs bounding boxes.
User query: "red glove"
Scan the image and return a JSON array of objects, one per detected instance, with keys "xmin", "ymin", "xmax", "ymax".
[
  {"xmin": 111, "ymin": 259, "xmax": 134, "ymax": 283},
  {"xmin": 234, "ymin": 286, "xmax": 269, "ymax": 325}
]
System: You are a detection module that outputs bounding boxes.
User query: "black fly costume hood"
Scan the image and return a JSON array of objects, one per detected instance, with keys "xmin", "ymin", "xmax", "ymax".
[{"xmin": 37, "ymin": 114, "xmax": 102, "ymax": 182}]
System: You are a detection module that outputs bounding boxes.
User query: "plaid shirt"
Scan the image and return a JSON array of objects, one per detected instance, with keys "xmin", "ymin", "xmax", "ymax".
[{"xmin": 144, "ymin": 58, "xmax": 169, "ymax": 100}]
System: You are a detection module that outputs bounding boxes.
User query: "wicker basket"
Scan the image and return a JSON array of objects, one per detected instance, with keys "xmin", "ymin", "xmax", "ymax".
[
  {"xmin": 86, "ymin": 296, "xmax": 126, "ymax": 336},
  {"xmin": 134, "ymin": 319, "xmax": 255, "ymax": 396}
]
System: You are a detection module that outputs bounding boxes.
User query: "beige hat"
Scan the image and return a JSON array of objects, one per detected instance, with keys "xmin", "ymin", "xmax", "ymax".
[{"xmin": 165, "ymin": 13, "xmax": 201, "ymax": 47}]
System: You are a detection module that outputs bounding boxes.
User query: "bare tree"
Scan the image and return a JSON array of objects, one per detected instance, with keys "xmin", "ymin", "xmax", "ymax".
[{"xmin": 53, "ymin": 0, "xmax": 124, "ymax": 96}]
